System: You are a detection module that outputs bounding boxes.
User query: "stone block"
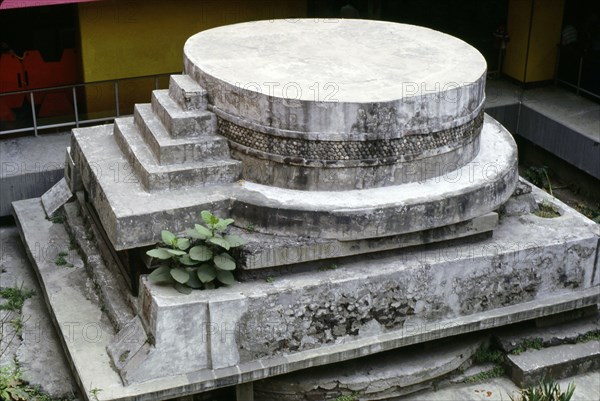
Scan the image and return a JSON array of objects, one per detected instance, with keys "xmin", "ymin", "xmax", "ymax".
[
  {"xmin": 506, "ymin": 341, "xmax": 600, "ymax": 387},
  {"xmin": 152, "ymin": 89, "xmax": 217, "ymax": 138},
  {"xmin": 169, "ymin": 74, "xmax": 208, "ymax": 111},
  {"xmin": 134, "ymin": 104, "xmax": 230, "ymax": 165}
]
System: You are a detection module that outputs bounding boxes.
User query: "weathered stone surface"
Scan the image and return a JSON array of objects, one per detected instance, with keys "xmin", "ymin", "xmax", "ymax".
[
  {"xmin": 231, "ymin": 116, "xmax": 518, "ymax": 240},
  {"xmin": 495, "ymin": 311, "xmax": 600, "ymax": 353},
  {"xmin": 41, "ymin": 177, "xmax": 73, "ymax": 217},
  {"xmin": 184, "ymin": 20, "xmax": 487, "ymax": 190},
  {"xmin": 238, "ymin": 212, "xmax": 498, "ymax": 272},
  {"xmin": 115, "ymin": 186, "xmax": 598, "ymax": 384},
  {"xmin": 113, "ymin": 116, "xmax": 241, "ymax": 191},
  {"xmin": 254, "ymin": 336, "xmax": 487, "ymax": 401},
  {"xmin": 506, "ymin": 341, "xmax": 600, "ymax": 387},
  {"xmin": 168, "ymin": 74, "xmax": 208, "ymax": 111},
  {"xmin": 184, "ymin": 20, "xmax": 486, "ymax": 137},
  {"xmin": 70, "ymin": 124, "xmax": 234, "ymax": 250},
  {"xmin": 12, "ymin": 194, "xmax": 600, "ymax": 400},
  {"xmin": 134, "ymin": 104, "xmax": 230, "ymax": 165},
  {"xmin": 152, "ymin": 89, "xmax": 217, "ymax": 138}
]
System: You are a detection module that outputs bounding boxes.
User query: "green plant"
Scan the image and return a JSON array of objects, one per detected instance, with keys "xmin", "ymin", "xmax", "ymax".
[
  {"xmin": 0, "ymin": 366, "xmax": 28, "ymax": 401},
  {"xmin": 463, "ymin": 365, "xmax": 505, "ymax": 383},
  {"xmin": 332, "ymin": 395, "xmax": 358, "ymax": 401},
  {"xmin": 509, "ymin": 380, "xmax": 575, "ymax": 401},
  {"xmin": 472, "ymin": 346, "xmax": 504, "ymax": 364},
  {"xmin": 89, "ymin": 387, "xmax": 102, "ymax": 401},
  {"xmin": 534, "ymin": 201, "xmax": 560, "ymax": 218},
  {"xmin": 524, "ymin": 166, "xmax": 553, "ymax": 196},
  {"xmin": 146, "ymin": 211, "xmax": 246, "ymax": 294},
  {"xmin": 265, "ymin": 276, "xmax": 275, "ymax": 283},
  {"xmin": 0, "ymin": 286, "xmax": 34, "ymax": 312},
  {"xmin": 577, "ymin": 330, "xmax": 600, "ymax": 342},
  {"xmin": 511, "ymin": 338, "xmax": 543, "ymax": 355},
  {"xmin": 319, "ymin": 263, "xmax": 338, "ymax": 271},
  {"xmin": 245, "ymin": 223, "xmax": 255, "ymax": 233},
  {"xmin": 48, "ymin": 215, "xmax": 64, "ymax": 224}
]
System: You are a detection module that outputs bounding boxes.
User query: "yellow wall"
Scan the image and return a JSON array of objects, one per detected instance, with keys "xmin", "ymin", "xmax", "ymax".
[
  {"xmin": 503, "ymin": 0, "xmax": 564, "ymax": 84},
  {"xmin": 526, "ymin": 0, "xmax": 564, "ymax": 82},
  {"xmin": 78, "ymin": 0, "xmax": 307, "ymax": 115}
]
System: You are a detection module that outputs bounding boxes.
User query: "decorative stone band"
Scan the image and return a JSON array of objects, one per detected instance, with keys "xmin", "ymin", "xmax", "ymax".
[
  {"xmin": 216, "ymin": 111, "xmax": 483, "ymax": 190},
  {"xmin": 219, "ymin": 110, "xmax": 483, "ymax": 165}
]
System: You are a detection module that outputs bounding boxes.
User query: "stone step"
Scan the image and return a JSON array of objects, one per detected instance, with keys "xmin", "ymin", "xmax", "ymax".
[
  {"xmin": 254, "ymin": 336, "xmax": 486, "ymax": 401},
  {"xmin": 495, "ymin": 310, "xmax": 599, "ymax": 354},
  {"xmin": 69, "ymin": 124, "xmax": 234, "ymax": 251},
  {"xmin": 134, "ymin": 104, "xmax": 230, "ymax": 165},
  {"xmin": 151, "ymin": 89, "xmax": 217, "ymax": 138},
  {"xmin": 506, "ymin": 341, "xmax": 600, "ymax": 387},
  {"xmin": 168, "ymin": 74, "xmax": 208, "ymax": 111},
  {"xmin": 114, "ymin": 117, "xmax": 241, "ymax": 190}
]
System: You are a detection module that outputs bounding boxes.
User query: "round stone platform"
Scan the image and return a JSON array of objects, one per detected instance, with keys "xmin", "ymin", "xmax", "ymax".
[
  {"xmin": 184, "ymin": 19, "xmax": 487, "ymax": 190},
  {"xmin": 232, "ymin": 115, "xmax": 518, "ymax": 240}
]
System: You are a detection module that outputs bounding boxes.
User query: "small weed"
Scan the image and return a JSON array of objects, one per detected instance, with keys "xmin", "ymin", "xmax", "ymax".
[
  {"xmin": 245, "ymin": 223, "xmax": 255, "ymax": 233},
  {"xmin": 463, "ymin": 365, "xmax": 505, "ymax": 383},
  {"xmin": 577, "ymin": 330, "xmax": 600, "ymax": 343},
  {"xmin": 48, "ymin": 215, "xmax": 64, "ymax": 224},
  {"xmin": 265, "ymin": 276, "xmax": 275, "ymax": 283},
  {"xmin": 472, "ymin": 346, "xmax": 504, "ymax": 364},
  {"xmin": 523, "ymin": 166, "xmax": 553, "ymax": 196},
  {"xmin": 54, "ymin": 255, "xmax": 68, "ymax": 266},
  {"xmin": 534, "ymin": 201, "xmax": 560, "ymax": 218},
  {"xmin": 0, "ymin": 286, "xmax": 34, "ymax": 312},
  {"xmin": 574, "ymin": 202, "xmax": 600, "ymax": 223},
  {"xmin": 319, "ymin": 263, "xmax": 338, "ymax": 272},
  {"xmin": 119, "ymin": 350, "xmax": 130, "ymax": 363},
  {"xmin": 509, "ymin": 379, "xmax": 575, "ymax": 401},
  {"xmin": 0, "ymin": 364, "xmax": 74, "ymax": 401},
  {"xmin": 333, "ymin": 395, "xmax": 358, "ymax": 401},
  {"xmin": 511, "ymin": 338, "xmax": 543, "ymax": 355},
  {"xmin": 89, "ymin": 387, "xmax": 103, "ymax": 401}
]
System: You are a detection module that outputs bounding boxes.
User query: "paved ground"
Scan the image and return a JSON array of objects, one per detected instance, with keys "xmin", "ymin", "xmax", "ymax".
[{"xmin": 0, "ymin": 224, "xmax": 79, "ymax": 399}]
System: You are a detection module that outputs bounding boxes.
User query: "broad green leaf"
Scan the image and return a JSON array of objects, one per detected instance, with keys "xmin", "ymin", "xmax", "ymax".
[
  {"xmin": 217, "ymin": 270, "xmax": 235, "ymax": 285},
  {"xmin": 186, "ymin": 270, "xmax": 203, "ymax": 289},
  {"xmin": 214, "ymin": 218, "xmax": 235, "ymax": 231},
  {"xmin": 197, "ymin": 264, "xmax": 217, "ymax": 283},
  {"xmin": 201, "ymin": 210, "xmax": 218, "ymax": 226},
  {"xmin": 166, "ymin": 249, "xmax": 187, "ymax": 256},
  {"xmin": 148, "ymin": 266, "xmax": 173, "ymax": 283},
  {"xmin": 146, "ymin": 248, "xmax": 172, "ymax": 260},
  {"xmin": 189, "ymin": 245, "xmax": 212, "ymax": 262},
  {"xmin": 170, "ymin": 267, "xmax": 190, "ymax": 284},
  {"xmin": 176, "ymin": 238, "xmax": 190, "ymax": 250},
  {"xmin": 174, "ymin": 282, "xmax": 193, "ymax": 294},
  {"xmin": 161, "ymin": 230, "xmax": 176, "ymax": 246},
  {"xmin": 186, "ymin": 228, "xmax": 205, "ymax": 239},
  {"xmin": 225, "ymin": 235, "xmax": 246, "ymax": 248},
  {"xmin": 194, "ymin": 224, "xmax": 213, "ymax": 239},
  {"xmin": 214, "ymin": 253, "xmax": 236, "ymax": 270},
  {"xmin": 209, "ymin": 237, "xmax": 230, "ymax": 250},
  {"xmin": 179, "ymin": 255, "xmax": 199, "ymax": 266}
]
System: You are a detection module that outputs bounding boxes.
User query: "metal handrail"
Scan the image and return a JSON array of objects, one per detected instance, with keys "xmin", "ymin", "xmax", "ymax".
[
  {"xmin": 554, "ymin": 46, "xmax": 600, "ymax": 101},
  {"xmin": 0, "ymin": 71, "xmax": 179, "ymax": 136}
]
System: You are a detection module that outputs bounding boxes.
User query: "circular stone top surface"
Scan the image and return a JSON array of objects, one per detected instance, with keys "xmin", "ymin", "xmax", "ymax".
[{"xmin": 184, "ymin": 19, "xmax": 486, "ymax": 103}]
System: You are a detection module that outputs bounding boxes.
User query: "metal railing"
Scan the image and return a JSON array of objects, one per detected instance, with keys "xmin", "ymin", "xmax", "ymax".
[
  {"xmin": 555, "ymin": 46, "xmax": 600, "ymax": 101},
  {"xmin": 0, "ymin": 72, "xmax": 179, "ymax": 136}
]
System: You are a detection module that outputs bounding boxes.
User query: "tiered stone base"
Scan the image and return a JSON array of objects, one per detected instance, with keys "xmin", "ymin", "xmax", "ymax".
[{"xmin": 12, "ymin": 185, "xmax": 599, "ymax": 400}]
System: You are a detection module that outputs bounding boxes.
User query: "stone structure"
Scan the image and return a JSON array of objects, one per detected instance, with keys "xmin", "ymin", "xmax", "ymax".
[{"xmin": 11, "ymin": 19, "xmax": 599, "ymax": 401}]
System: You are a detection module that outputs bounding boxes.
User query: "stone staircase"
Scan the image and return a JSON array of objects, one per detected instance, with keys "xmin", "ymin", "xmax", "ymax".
[{"xmin": 112, "ymin": 74, "xmax": 240, "ymax": 191}]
